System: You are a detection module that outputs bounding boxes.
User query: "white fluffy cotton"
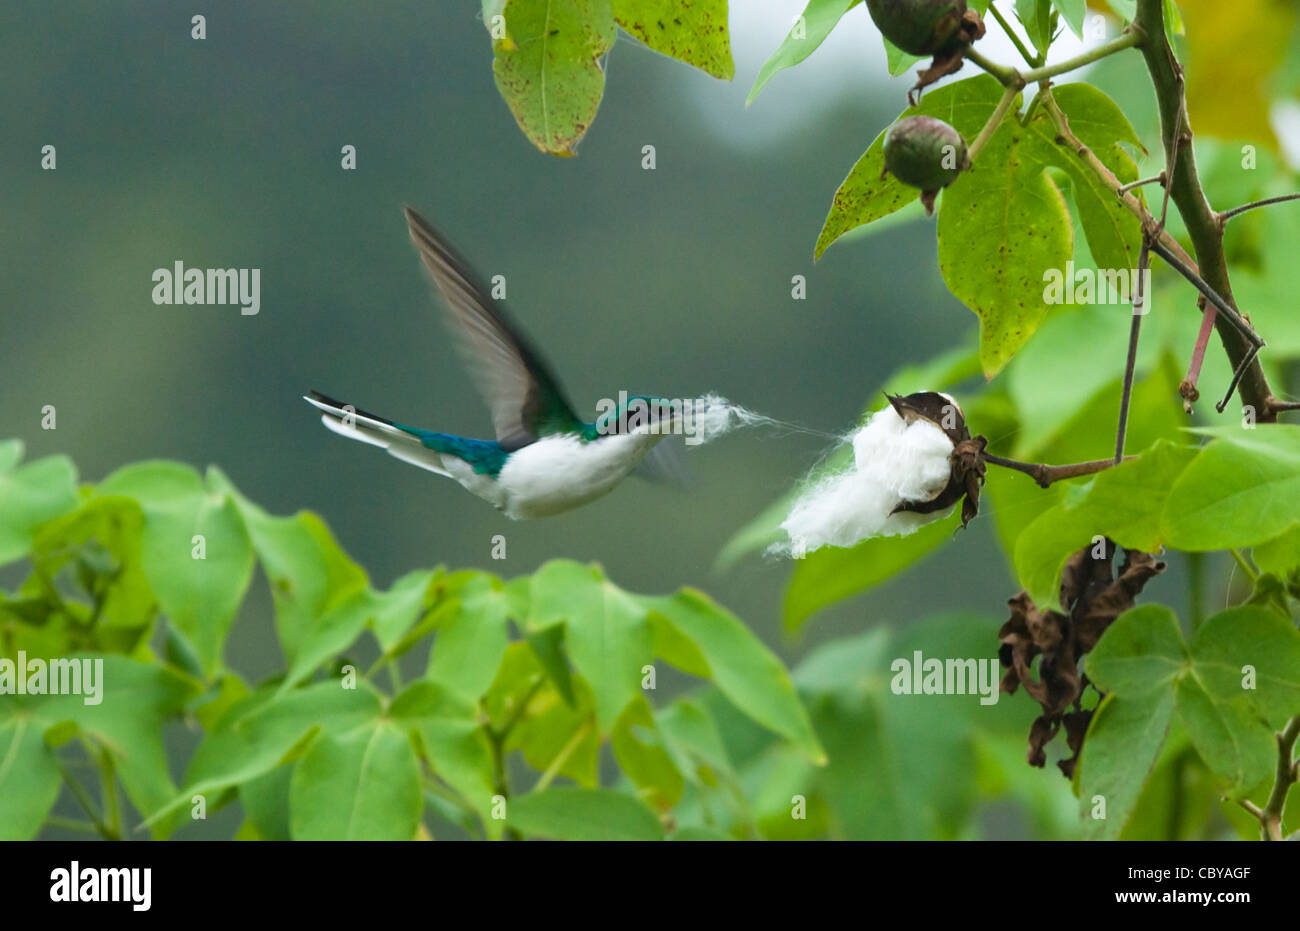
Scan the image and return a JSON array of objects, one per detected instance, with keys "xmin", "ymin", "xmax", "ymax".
[
  {"xmin": 683, "ymin": 393, "xmax": 745, "ymax": 446},
  {"xmin": 777, "ymin": 404, "xmax": 956, "ymax": 557}
]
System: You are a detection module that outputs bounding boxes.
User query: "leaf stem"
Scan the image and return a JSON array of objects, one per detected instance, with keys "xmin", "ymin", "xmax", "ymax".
[
  {"xmin": 43, "ymin": 815, "xmax": 101, "ymax": 835},
  {"xmin": 988, "ymin": 3, "xmax": 1038, "ymax": 68},
  {"xmin": 1021, "ymin": 30, "xmax": 1143, "ymax": 84},
  {"xmin": 1229, "ymin": 548, "xmax": 1259, "ymax": 584},
  {"xmin": 964, "ymin": 28, "xmax": 1143, "ymax": 90},
  {"xmin": 967, "ymin": 83, "xmax": 1021, "ymax": 163},
  {"xmin": 55, "ymin": 755, "xmax": 117, "ymax": 840},
  {"xmin": 963, "ymin": 47, "xmax": 1020, "ymax": 86},
  {"xmin": 94, "ymin": 743, "xmax": 122, "ymax": 840}
]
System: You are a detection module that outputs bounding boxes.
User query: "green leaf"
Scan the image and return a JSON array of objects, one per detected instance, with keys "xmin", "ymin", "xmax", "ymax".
[
  {"xmin": 490, "ymin": 0, "xmax": 616, "ymax": 155},
  {"xmin": 529, "ymin": 560, "xmax": 651, "ymax": 732},
  {"xmin": 15, "ymin": 656, "xmax": 199, "ymax": 838},
  {"xmin": 0, "ymin": 711, "xmax": 62, "ymax": 839},
  {"xmin": 1069, "ymin": 440, "xmax": 1198, "ymax": 552},
  {"xmin": 96, "ymin": 462, "xmax": 255, "ymax": 678},
  {"xmin": 1023, "ymin": 84, "xmax": 1143, "ymax": 273},
  {"xmin": 1163, "ymin": 0, "xmax": 1183, "ymax": 42},
  {"xmin": 1108, "ymin": 0, "xmax": 1136, "ymax": 20},
  {"xmin": 1254, "ymin": 524, "xmax": 1300, "ymax": 581},
  {"xmin": 280, "ymin": 587, "xmax": 376, "ymax": 691},
  {"xmin": 884, "ymin": 36, "xmax": 923, "ymax": 76},
  {"xmin": 748, "ymin": 0, "xmax": 859, "ymax": 105},
  {"xmin": 1015, "ymin": 0, "xmax": 1054, "ymax": 53},
  {"xmin": 0, "ymin": 441, "xmax": 79, "ymax": 567},
  {"xmin": 936, "ymin": 91, "xmax": 1074, "ymax": 376},
  {"xmin": 783, "ymin": 511, "xmax": 960, "ymax": 633},
  {"xmin": 1190, "ymin": 606, "xmax": 1300, "ymax": 729},
  {"xmin": 613, "ymin": 0, "xmax": 733, "ymax": 80},
  {"xmin": 1087, "ymin": 604, "xmax": 1189, "ymax": 696},
  {"xmin": 217, "ymin": 482, "xmax": 367, "ymax": 661},
  {"xmin": 1076, "ymin": 690, "xmax": 1175, "ymax": 839},
  {"xmin": 239, "ymin": 766, "xmax": 292, "ymax": 841},
  {"xmin": 1050, "ymin": 0, "xmax": 1085, "ymax": 37},
  {"xmin": 524, "ymin": 621, "xmax": 578, "ymax": 704},
  {"xmin": 1173, "ymin": 674, "xmax": 1274, "ymax": 796},
  {"xmin": 816, "ymin": 75, "xmax": 1011, "ymax": 260},
  {"xmin": 508, "ymin": 786, "xmax": 664, "ymax": 840},
  {"xmin": 370, "ymin": 568, "xmax": 437, "ymax": 652},
  {"xmin": 1014, "ymin": 440, "xmax": 1197, "ymax": 609},
  {"xmin": 31, "ymin": 494, "xmax": 156, "ymax": 632},
  {"xmin": 1087, "ymin": 604, "xmax": 1293, "ymax": 797},
  {"xmin": 150, "ymin": 681, "xmax": 384, "ymax": 827},
  {"xmin": 289, "ymin": 721, "xmax": 421, "ymax": 840},
  {"xmin": 1163, "ymin": 425, "xmax": 1300, "ymax": 550},
  {"xmin": 643, "ymin": 590, "xmax": 825, "ymax": 763},
  {"xmin": 427, "ymin": 572, "xmax": 510, "ymax": 701},
  {"xmin": 1004, "ymin": 304, "xmax": 1168, "ymax": 460},
  {"xmin": 611, "ymin": 696, "xmax": 685, "ymax": 810},
  {"xmin": 391, "ymin": 680, "xmax": 497, "ymax": 824}
]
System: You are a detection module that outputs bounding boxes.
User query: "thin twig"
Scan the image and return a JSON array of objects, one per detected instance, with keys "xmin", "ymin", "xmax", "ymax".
[
  {"xmin": 1179, "ymin": 296, "xmax": 1213, "ymax": 411},
  {"xmin": 1220, "ymin": 193, "xmax": 1300, "ymax": 224},
  {"xmin": 982, "ymin": 451, "xmax": 1133, "ymax": 488},
  {"xmin": 1147, "ymin": 236, "xmax": 1263, "ymax": 347},
  {"xmin": 1117, "ymin": 174, "xmax": 1165, "ymax": 194},
  {"xmin": 1216, "ymin": 344, "xmax": 1262, "ymax": 413},
  {"xmin": 1238, "ymin": 798, "xmax": 1266, "ymax": 820},
  {"xmin": 1115, "ymin": 241, "xmax": 1149, "ymax": 462}
]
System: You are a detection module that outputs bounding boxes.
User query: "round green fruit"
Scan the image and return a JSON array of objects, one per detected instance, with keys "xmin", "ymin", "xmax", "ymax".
[
  {"xmin": 865, "ymin": 0, "xmax": 967, "ymax": 56},
  {"xmin": 883, "ymin": 115, "xmax": 968, "ymax": 192}
]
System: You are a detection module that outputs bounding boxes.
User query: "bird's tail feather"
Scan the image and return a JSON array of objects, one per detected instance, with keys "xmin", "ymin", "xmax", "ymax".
[{"xmin": 304, "ymin": 390, "xmax": 451, "ymax": 477}]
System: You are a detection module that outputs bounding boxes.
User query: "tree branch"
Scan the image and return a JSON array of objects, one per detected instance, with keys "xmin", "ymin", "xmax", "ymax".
[
  {"xmin": 1133, "ymin": 0, "xmax": 1275, "ymax": 420},
  {"xmin": 1256, "ymin": 716, "xmax": 1300, "ymax": 841}
]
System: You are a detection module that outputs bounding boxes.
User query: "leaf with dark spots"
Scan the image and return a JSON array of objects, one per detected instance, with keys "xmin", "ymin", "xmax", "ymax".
[
  {"xmin": 490, "ymin": 0, "xmax": 616, "ymax": 156},
  {"xmin": 613, "ymin": 0, "xmax": 734, "ymax": 80}
]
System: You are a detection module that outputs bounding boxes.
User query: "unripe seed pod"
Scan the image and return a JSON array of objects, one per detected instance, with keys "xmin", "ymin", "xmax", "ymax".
[
  {"xmin": 865, "ymin": 0, "xmax": 968, "ymax": 56},
  {"xmin": 882, "ymin": 115, "xmax": 969, "ymax": 211}
]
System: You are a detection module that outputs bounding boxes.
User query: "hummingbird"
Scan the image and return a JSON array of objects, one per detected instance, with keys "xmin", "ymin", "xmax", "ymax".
[{"xmin": 304, "ymin": 206, "xmax": 695, "ymax": 519}]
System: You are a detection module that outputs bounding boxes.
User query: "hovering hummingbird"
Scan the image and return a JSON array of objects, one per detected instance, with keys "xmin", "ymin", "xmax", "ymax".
[{"xmin": 305, "ymin": 206, "xmax": 701, "ymax": 519}]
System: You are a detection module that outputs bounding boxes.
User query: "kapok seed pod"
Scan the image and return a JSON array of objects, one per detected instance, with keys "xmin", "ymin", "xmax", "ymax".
[
  {"xmin": 865, "ymin": 0, "xmax": 968, "ymax": 56},
  {"xmin": 882, "ymin": 115, "xmax": 969, "ymax": 212}
]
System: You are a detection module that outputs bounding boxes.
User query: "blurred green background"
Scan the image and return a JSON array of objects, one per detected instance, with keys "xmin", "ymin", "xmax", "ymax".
[{"xmin": 0, "ymin": 0, "xmax": 1007, "ymax": 678}]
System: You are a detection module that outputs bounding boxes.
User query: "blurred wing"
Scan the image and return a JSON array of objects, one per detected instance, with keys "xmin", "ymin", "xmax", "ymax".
[
  {"xmin": 633, "ymin": 438, "xmax": 694, "ymax": 490},
  {"xmin": 404, "ymin": 205, "xmax": 581, "ymax": 450}
]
